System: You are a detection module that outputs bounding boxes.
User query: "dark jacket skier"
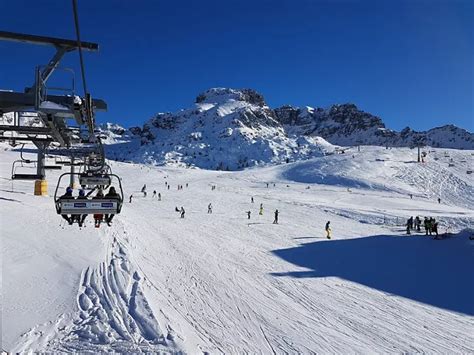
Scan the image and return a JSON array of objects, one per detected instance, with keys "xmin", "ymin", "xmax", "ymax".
[
  {"xmin": 59, "ymin": 186, "xmax": 74, "ymax": 224},
  {"xmin": 273, "ymin": 209, "xmax": 279, "ymax": 224},
  {"xmin": 325, "ymin": 221, "xmax": 331, "ymax": 239}
]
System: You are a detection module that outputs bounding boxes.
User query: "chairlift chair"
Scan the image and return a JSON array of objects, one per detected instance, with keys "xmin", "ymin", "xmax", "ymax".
[
  {"xmin": 54, "ymin": 171, "xmax": 123, "ymax": 216},
  {"xmin": 11, "ymin": 159, "xmax": 43, "ymax": 180}
]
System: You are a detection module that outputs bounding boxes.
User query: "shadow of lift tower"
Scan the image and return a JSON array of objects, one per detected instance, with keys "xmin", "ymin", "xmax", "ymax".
[{"xmin": 0, "ymin": 30, "xmax": 107, "ymax": 195}]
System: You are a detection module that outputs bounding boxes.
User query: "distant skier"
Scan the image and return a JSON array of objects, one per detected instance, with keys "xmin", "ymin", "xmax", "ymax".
[
  {"xmin": 129, "ymin": 194, "xmax": 133, "ymax": 203},
  {"xmin": 168, "ymin": 185, "xmax": 170, "ymax": 190},
  {"xmin": 180, "ymin": 207, "xmax": 185, "ymax": 218},
  {"xmin": 141, "ymin": 184, "xmax": 146, "ymax": 193},
  {"xmin": 273, "ymin": 209, "xmax": 279, "ymax": 224},
  {"xmin": 415, "ymin": 216, "xmax": 421, "ymax": 232},
  {"xmin": 266, "ymin": 183, "xmax": 269, "ymax": 188},
  {"xmin": 325, "ymin": 221, "xmax": 331, "ymax": 239},
  {"xmin": 208, "ymin": 203, "xmax": 213, "ymax": 214},
  {"xmin": 408, "ymin": 216, "xmax": 414, "ymax": 230},
  {"xmin": 259, "ymin": 203, "xmax": 263, "ymax": 215},
  {"xmin": 406, "ymin": 219, "xmax": 411, "ymax": 235},
  {"xmin": 251, "ymin": 197, "xmax": 254, "ymax": 203},
  {"xmin": 158, "ymin": 192, "xmax": 161, "ymax": 201},
  {"xmin": 247, "ymin": 211, "xmax": 251, "ymax": 219},
  {"xmin": 438, "ymin": 197, "xmax": 441, "ymax": 204},
  {"xmin": 432, "ymin": 219, "xmax": 439, "ymax": 237},
  {"xmin": 409, "ymin": 194, "xmax": 413, "ymax": 199},
  {"xmin": 424, "ymin": 217, "xmax": 429, "ymax": 235},
  {"xmin": 186, "ymin": 183, "xmax": 189, "ymax": 188},
  {"xmin": 152, "ymin": 190, "xmax": 157, "ymax": 198}
]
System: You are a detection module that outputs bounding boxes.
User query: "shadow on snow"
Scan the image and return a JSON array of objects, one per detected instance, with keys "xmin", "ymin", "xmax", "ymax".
[{"xmin": 271, "ymin": 234, "xmax": 474, "ymax": 315}]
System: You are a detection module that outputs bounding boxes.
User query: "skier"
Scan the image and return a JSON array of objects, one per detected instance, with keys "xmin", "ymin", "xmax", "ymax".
[
  {"xmin": 408, "ymin": 216, "xmax": 414, "ymax": 230},
  {"xmin": 152, "ymin": 190, "xmax": 157, "ymax": 198},
  {"xmin": 406, "ymin": 219, "xmax": 411, "ymax": 235},
  {"xmin": 180, "ymin": 207, "xmax": 185, "ymax": 218},
  {"xmin": 438, "ymin": 197, "xmax": 441, "ymax": 204},
  {"xmin": 93, "ymin": 190, "xmax": 105, "ymax": 228},
  {"xmin": 410, "ymin": 193, "xmax": 413, "ymax": 199},
  {"xmin": 259, "ymin": 203, "xmax": 263, "ymax": 215},
  {"xmin": 415, "ymin": 216, "xmax": 421, "ymax": 232},
  {"xmin": 251, "ymin": 196, "xmax": 254, "ymax": 203},
  {"xmin": 129, "ymin": 194, "xmax": 133, "ymax": 203},
  {"xmin": 325, "ymin": 221, "xmax": 331, "ymax": 239},
  {"xmin": 247, "ymin": 211, "xmax": 251, "ymax": 219},
  {"xmin": 186, "ymin": 183, "xmax": 188, "ymax": 188},
  {"xmin": 141, "ymin": 184, "xmax": 146, "ymax": 193},
  {"xmin": 266, "ymin": 183, "xmax": 269, "ymax": 188},
  {"xmin": 432, "ymin": 219, "xmax": 439, "ymax": 238},
  {"xmin": 424, "ymin": 217, "xmax": 429, "ymax": 235},
  {"xmin": 168, "ymin": 185, "xmax": 170, "ymax": 190},
  {"xmin": 428, "ymin": 217, "xmax": 435, "ymax": 235},
  {"xmin": 175, "ymin": 206, "xmax": 180, "ymax": 212},
  {"xmin": 208, "ymin": 203, "xmax": 213, "ymax": 214},
  {"xmin": 158, "ymin": 192, "xmax": 161, "ymax": 201},
  {"xmin": 273, "ymin": 209, "xmax": 279, "ymax": 224}
]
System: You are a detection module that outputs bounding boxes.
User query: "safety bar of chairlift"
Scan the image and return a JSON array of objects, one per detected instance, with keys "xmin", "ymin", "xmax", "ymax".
[{"xmin": 56, "ymin": 198, "xmax": 121, "ymax": 215}]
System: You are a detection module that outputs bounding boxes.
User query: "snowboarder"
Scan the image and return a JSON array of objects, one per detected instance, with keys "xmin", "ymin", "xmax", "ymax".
[
  {"xmin": 180, "ymin": 207, "xmax": 185, "ymax": 218},
  {"xmin": 208, "ymin": 203, "xmax": 213, "ymax": 214},
  {"xmin": 247, "ymin": 211, "xmax": 251, "ymax": 219},
  {"xmin": 158, "ymin": 192, "xmax": 161, "ymax": 201},
  {"xmin": 129, "ymin": 194, "xmax": 133, "ymax": 203},
  {"xmin": 325, "ymin": 221, "xmax": 331, "ymax": 239},
  {"xmin": 273, "ymin": 209, "xmax": 279, "ymax": 224}
]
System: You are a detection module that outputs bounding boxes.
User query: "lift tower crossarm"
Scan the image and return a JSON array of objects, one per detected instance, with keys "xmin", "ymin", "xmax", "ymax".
[{"xmin": 0, "ymin": 31, "xmax": 99, "ymax": 51}]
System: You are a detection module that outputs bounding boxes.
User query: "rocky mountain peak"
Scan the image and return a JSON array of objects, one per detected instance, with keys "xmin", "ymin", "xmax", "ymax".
[{"xmin": 196, "ymin": 88, "xmax": 266, "ymax": 107}]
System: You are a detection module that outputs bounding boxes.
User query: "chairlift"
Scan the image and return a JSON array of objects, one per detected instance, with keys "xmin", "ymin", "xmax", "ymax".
[
  {"xmin": 54, "ymin": 172, "xmax": 123, "ymax": 216},
  {"xmin": 11, "ymin": 159, "xmax": 42, "ymax": 180}
]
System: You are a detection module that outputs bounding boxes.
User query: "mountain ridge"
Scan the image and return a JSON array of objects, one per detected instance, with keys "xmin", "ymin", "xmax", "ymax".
[{"xmin": 100, "ymin": 88, "xmax": 473, "ymax": 169}]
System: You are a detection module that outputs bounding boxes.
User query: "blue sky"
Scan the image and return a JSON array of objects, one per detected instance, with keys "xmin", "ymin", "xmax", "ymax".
[{"xmin": 1, "ymin": 0, "xmax": 472, "ymax": 131}]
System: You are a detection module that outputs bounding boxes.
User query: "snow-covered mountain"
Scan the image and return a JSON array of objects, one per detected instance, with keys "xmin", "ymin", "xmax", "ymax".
[
  {"xmin": 100, "ymin": 88, "xmax": 473, "ymax": 169},
  {"xmin": 277, "ymin": 103, "xmax": 473, "ymax": 149},
  {"xmin": 106, "ymin": 88, "xmax": 336, "ymax": 170}
]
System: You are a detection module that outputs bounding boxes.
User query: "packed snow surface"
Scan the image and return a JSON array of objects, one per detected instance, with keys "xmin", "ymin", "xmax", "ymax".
[{"xmin": 1, "ymin": 146, "xmax": 473, "ymax": 353}]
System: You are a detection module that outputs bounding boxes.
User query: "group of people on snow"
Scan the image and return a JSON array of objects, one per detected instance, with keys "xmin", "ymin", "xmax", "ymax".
[{"xmin": 406, "ymin": 216, "xmax": 439, "ymax": 236}]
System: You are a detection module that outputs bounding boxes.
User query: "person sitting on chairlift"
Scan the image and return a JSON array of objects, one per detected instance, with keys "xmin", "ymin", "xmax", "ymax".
[
  {"xmin": 59, "ymin": 186, "xmax": 74, "ymax": 225},
  {"xmin": 104, "ymin": 186, "xmax": 120, "ymax": 226},
  {"xmin": 73, "ymin": 189, "xmax": 88, "ymax": 227},
  {"xmin": 93, "ymin": 189, "xmax": 105, "ymax": 228}
]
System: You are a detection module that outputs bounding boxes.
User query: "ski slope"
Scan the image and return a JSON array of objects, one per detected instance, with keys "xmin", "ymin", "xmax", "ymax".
[{"xmin": 1, "ymin": 146, "xmax": 474, "ymax": 353}]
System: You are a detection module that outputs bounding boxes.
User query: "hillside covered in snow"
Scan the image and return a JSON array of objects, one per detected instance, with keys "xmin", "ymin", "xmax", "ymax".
[
  {"xmin": 101, "ymin": 88, "xmax": 473, "ymax": 170},
  {"xmin": 1, "ymin": 145, "xmax": 473, "ymax": 353}
]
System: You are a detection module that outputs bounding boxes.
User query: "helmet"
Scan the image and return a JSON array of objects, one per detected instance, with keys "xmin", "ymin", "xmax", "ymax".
[
  {"xmin": 66, "ymin": 186, "xmax": 73, "ymax": 193},
  {"xmin": 79, "ymin": 189, "xmax": 85, "ymax": 196}
]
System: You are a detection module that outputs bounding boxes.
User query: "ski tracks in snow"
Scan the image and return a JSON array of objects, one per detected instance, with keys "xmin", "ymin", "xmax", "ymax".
[{"xmin": 13, "ymin": 224, "xmax": 184, "ymax": 353}]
